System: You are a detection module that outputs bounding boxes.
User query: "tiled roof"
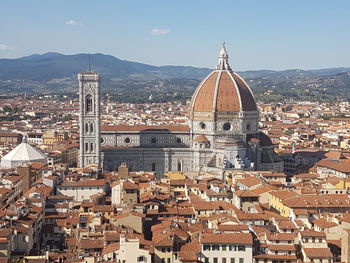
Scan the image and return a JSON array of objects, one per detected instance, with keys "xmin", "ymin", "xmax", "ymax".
[
  {"xmin": 299, "ymin": 230, "xmax": 326, "ymax": 237},
  {"xmin": 283, "ymin": 194, "xmax": 350, "ymax": 208},
  {"xmin": 235, "ymin": 189, "xmax": 260, "ymax": 197},
  {"xmin": 267, "ymin": 233, "xmax": 294, "ymax": 241},
  {"xmin": 61, "ymin": 179, "xmax": 106, "ymax": 187},
  {"xmin": 217, "ymin": 224, "xmax": 249, "ymax": 232},
  {"xmin": 190, "ymin": 71, "xmax": 257, "ymax": 113},
  {"xmin": 267, "ymin": 244, "xmax": 296, "ymax": 251},
  {"xmin": 179, "ymin": 242, "xmax": 200, "ymax": 261},
  {"xmin": 80, "ymin": 239, "xmax": 104, "ymax": 249},
  {"xmin": 101, "ymin": 124, "xmax": 189, "ymax": 132},
  {"xmin": 236, "ymin": 176, "xmax": 261, "ymax": 187},
  {"xmin": 193, "ymin": 134, "xmax": 210, "ymax": 143},
  {"xmin": 201, "ymin": 233, "xmax": 253, "ymax": 245},
  {"xmin": 317, "ymin": 159, "xmax": 350, "ymax": 173},
  {"xmin": 269, "ymin": 190, "xmax": 298, "ymax": 200},
  {"xmin": 303, "ymin": 247, "xmax": 332, "ymax": 258}
]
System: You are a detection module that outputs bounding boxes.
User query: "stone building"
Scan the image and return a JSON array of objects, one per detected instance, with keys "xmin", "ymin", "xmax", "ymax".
[{"xmin": 78, "ymin": 43, "xmax": 283, "ymax": 176}]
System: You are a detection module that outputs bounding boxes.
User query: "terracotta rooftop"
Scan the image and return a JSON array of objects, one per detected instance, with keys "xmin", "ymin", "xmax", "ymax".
[
  {"xmin": 193, "ymin": 134, "xmax": 210, "ymax": 143},
  {"xmin": 303, "ymin": 247, "xmax": 332, "ymax": 258},
  {"xmin": 299, "ymin": 230, "xmax": 327, "ymax": 237},
  {"xmin": 101, "ymin": 124, "xmax": 189, "ymax": 132},
  {"xmin": 190, "ymin": 71, "xmax": 257, "ymax": 114},
  {"xmin": 201, "ymin": 233, "xmax": 253, "ymax": 245}
]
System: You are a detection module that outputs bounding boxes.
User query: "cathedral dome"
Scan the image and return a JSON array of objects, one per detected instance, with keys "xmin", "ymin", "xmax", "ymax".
[{"xmin": 189, "ymin": 43, "xmax": 257, "ymax": 119}]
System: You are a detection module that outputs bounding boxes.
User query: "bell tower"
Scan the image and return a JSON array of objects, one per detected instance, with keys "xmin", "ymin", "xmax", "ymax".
[{"xmin": 78, "ymin": 72, "xmax": 101, "ymax": 167}]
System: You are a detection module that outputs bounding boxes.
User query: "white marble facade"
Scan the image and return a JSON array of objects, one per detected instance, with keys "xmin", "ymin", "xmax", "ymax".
[{"xmin": 79, "ymin": 44, "xmax": 283, "ymax": 176}]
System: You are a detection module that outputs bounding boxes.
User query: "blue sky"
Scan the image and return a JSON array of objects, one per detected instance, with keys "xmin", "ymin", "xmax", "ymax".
[{"xmin": 0, "ymin": 0, "xmax": 349, "ymax": 70}]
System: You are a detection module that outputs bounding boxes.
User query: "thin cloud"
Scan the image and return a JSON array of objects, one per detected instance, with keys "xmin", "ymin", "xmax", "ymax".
[
  {"xmin": 151, "ymin": 28, "xmax": 170, "ymax": 35},
  {"xmin": 65, "ymin": 19, "xmax": 77, "ymax": 25},
  {"xmin": 0, "ymin": 43, "xmax": 14, "ymax": 51}
]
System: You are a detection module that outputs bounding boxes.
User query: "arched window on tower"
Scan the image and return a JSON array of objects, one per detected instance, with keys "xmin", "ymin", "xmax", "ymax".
[
  {"xmin": 85, "ymin": 123, "xmax": 89, "ymax": 134},
  {"xmin": 85, "ymin": 142, "xmax": 89, "ymax": 152},
  {"xmin": 90, "ymin": 142, "xmax": 94, "ymax": 152},
  {"xmin": 86, "ymin": 95, "xmax": 93, "ymax": 113},
  {"xmin": 177, "ymin": 161, "xmax": 182, "ymax": 171},
  {"xmin": 90, "ymin": 123, "xmax": 94, "ymax": 134}
]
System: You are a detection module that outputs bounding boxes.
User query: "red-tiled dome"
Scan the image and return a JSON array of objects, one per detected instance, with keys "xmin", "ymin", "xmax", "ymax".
[{"xmin": 190, "ymin": 43, "xmax": 257, "ymax": 115}]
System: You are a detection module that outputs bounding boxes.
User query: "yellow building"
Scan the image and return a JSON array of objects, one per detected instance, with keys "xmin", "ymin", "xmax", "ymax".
[
  {"xmin": 43, "ymin": 131, "xmax": 68, "ymax": 145},
  {"xmin": 334, "ymin": 178, "xmax": 350, "ymax": 190},
  {"xmin": 268, "ymin": 190, "xmax": 298, "ymax": 217},
  {"xmin": 164, "ymin": 171, "xmax": 186, "ymax": 180}
]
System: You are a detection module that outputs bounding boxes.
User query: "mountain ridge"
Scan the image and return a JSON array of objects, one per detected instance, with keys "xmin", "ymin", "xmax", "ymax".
[
  {"xmin": 0, "ymin": 52, "xmax": 349, "ymax": 82},
  {"xmin": 0, "ymin": 52, "xmax": 349, "ymax": 103}
]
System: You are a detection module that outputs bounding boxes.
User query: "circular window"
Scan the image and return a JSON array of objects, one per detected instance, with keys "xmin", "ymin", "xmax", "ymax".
[
  {"xmin": 100, "ymin": 138, "xmax": 105, "ymax": 144},
  {"xmin": 199, "ymin": 122, "xmax": 206, "ymax": 130},
  {"xmin": 176, "ymin": 138, "xmax": 182, "ymax": 144},
  {"xmin": 124, "ymin": 137, "xmax": 131, "ymax": 144},
  {"xmin": 151, "ymin": 137, "xmax": 157, "ymax": 144},
  {"xmin": 223, "ymin": 122, "xmax": 231, "ymax": 131}
]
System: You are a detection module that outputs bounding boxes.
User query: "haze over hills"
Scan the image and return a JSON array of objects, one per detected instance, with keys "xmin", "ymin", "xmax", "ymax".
[
  {"xmin": 1, "ymin": 52, "xmax": 350, "ymax": 81},
  {"xmin": 0, "ymin": 52, "xmax": 212, "ymax": 81},
  {"xmin": 0, "ymin": 52, "xmax": 349, "ymax": 103}
]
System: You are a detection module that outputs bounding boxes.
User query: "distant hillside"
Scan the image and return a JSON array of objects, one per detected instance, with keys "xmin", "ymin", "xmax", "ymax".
[
  {"xmin": 0, "ymin": 52, "xmax": 212, "ymax": 81},
  {"xmin": 0, "ymin": 52, "xmax": 349, "ymax": 103}
]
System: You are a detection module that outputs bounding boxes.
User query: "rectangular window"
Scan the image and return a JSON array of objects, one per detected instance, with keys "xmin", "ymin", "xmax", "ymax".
[
  {"xmin": 137, "ymin": 256, "xmax": 145, "ymax": 262},
  {"xmin": 203, "ymin": 245, "xmax": 211, "ymax": 251},
  {"xmin": 239, "ymin": 258, "xmax": 244, "ymax": 263},
  {"xmin": 231, "ymin": 259, "xmax": 235, "ymax": 263},
  {"xmin": 167, "ymin": 259, "xmax": 170, "ymax": 263},
  {"xmin": 238, "ymin": 245, "xmax": 245, "ymax": 251},
  {"xmin": 222, "ymin": 245, "xmax": 227, "ymax": 251},
  {"xmin": 214, "ymin": 258, "xmax": 218, "ymax": 263},
  {"xmin": 212, "ymin": 245, "xmax": 220, "ymax": 251},
  {"xmin": 222, "ymin": 258, "xmax": 227, "ymax": 263},
  {"xmin": 205, "ymin": 258, "xmax": 209, "ymax": 263}
]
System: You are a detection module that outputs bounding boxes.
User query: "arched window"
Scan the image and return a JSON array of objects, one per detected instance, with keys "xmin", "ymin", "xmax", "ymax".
[
  {"xmin": 86, "ymin": 95, "xmax": 93, "ymax": 113},
  {"xmin": 85, "ymin": 142, "xmax": 89, "ymax": 152},
  {"xmin": 90, "ymin": 123, "xmax": 94, "ymax": 134},
  {"xmin": 85, "ymin": 123, "xmax": 89, "ymax": 133},
  {"xmin": 247, "ymin": 123, "xmax": 251, "ymax": 131},
  {"xmin": 151, "ymin": 162, "xmax": 156, "ymax": 171},
  {"xmin": 177, "ymin": 161, "xmax": 182, "ymax": 171},
  {"xmin": 90, "ymin": 142, "xmax": 94, "ymax": 152}
]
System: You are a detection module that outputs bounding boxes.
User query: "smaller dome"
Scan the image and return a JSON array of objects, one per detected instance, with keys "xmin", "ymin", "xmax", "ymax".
[
  {"xmin": 193, "ymin": 135, "xmax": 210, "ymax": 143},
  {"xmin": 247, "ymin": 132, "xmax": 273, "ymax": 147},
  {"xmin": 1, "ymin": 141, "xmax": 46, "ymax": 169},
  {"xmin": 259, "ymin": 132, "xmax": 274, "ymax": 147}
]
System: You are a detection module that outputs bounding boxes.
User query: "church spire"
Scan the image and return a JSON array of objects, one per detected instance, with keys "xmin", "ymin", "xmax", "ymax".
[{"xmin": 216, "ymin": 42, "xmax": 232, "ymax": 71}]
